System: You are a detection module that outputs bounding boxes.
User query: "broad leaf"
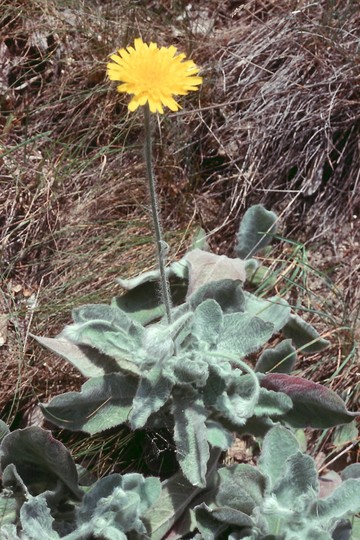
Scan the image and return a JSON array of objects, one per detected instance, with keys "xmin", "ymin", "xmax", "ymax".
[
  {"xmin": 283, "ymin": 314, "xmax": 330, "ymax": 353},
  {"xmin": 172, "ymin": 391, "xmax": 209, "ymax": 487},
  {"xmin": 189, "ymin": 280, "xmax": 245, "ymax": 314},
  {"xmin": 192, "ymin": 299, "xmax": 223, "ymax": 348},
  {"xmin": 254, "ymin": 387, "xmax": 293, "ymax": 417},
  {"xmin": 185, "ymin": 249, "xmax": 246, "ymax": 296},
  {"xmin": 273, "ymin": 452, "xmax": 318, "ymax": 508},
  {"xmin": 218, "ymin": 313, "xmax": 274, "ymax": 357},
  {"xmin": 261, "ymin": 374, "xmax": 358, "ymax": 428},
  {"xmin": 0, "ymin": 419, "xmax": 9, "ymax": 444},
  {"xmin": 313, "ymin": 479, "xmax": 360, "ymax": 521},
  {"xmin": 258, "ymin": 426, "xmax": 300, "ymax": 487},
  {"xmin": 41, "ymin": 373, "xmax": 138, "ymax": 433},
  {"xmin": 235, "ymin": 205, "xmax": 277, "ymax": 259},
  {"xmin": 129, "ymin": 365, "xmax": 174, "ymax": 429},
  {"xmin": 216, "ymin": 465, "xmax": 267, "ymax": 515},
  {"xmin": 32, "ymin": 335, "xmax": 120, "ymax": 377},
  {"xmin": 0, "ymin": 427, "xmax": 82, "ymax": 501},
  {"xmin": 255, "ymin": 339, "xmax": 297, "ymax": 374},
  {"xmin": 244, "ymin": 293, "xmax": 291, "ymax": 332},
  {"xmin": 19, "ymin": 495, "xmax": 60, "ymax": 540}
]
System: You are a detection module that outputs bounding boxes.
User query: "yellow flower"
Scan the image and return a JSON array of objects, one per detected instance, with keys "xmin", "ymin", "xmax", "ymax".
[{"xmin": 107, "ymin": 37, "xmax": 202, "ymax": 114}]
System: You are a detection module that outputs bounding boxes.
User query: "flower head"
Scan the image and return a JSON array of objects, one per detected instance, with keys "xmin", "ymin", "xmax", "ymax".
[{"xmin": 107, "ymin": 38, "xmax": 202, "ymax": 114}]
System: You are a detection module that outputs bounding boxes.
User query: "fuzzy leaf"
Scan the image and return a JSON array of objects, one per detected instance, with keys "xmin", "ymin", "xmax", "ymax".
[
  {"xmin": 314, "ymin": 478, "xmax": 360, "ymax": 521},
  {"xmin": 235, "ymin": 205, "xmax": 277, "ymax": 259},
  {"xmin": 192, "ymin": 299, "xmax": 223, "ymax": 348},
  {"xmin": 112, "ymin": 280, "xmax": 187, "ymax": 325},
  {"xmin": 273, "ymin": 452, "xmax": 318, "ymax": 507},
  {"xmin": 258, "ymin": 426, "xmax": 300, "ymax": 487},
  {"xmin": 254, "ymin": 387, "xmax": 293, "ymax": 417},
  {"xmin": 117, "ymin": 259, "xmax": 189, "ymax": 290},
  {"xmin": 32, "ymin": 335, "xmax": 120, "ymax": 377},
  {"xmin": 206, "ymin": 420, "xmax": 234, "ymax": 451},
  {"xmin": 0, "ymin": 427, "xmax": 82, "ymax": 501},
  {"xmin": 129, "ymin": 365, "xmax": 174, "ymax": 429},
  {"xmin": 218, "ymin": 312, "xmax": 274, "ymax": 357},
  {"xmin": 77, "ymin": 474, "xmax": 161, "ymax": 537},
  {"xmin": 19, "ymin": 496, "xmax": 60, "ymax": 539},
  {"xmin": 186, "ymin": 249, "xmax": 247, "ymax": 296},
  {"xmin": 144, "ymin": 469, "xmax": 207, "ymax": 540},
  {"xmin": 194, "ymin": 503, "xmax": 229, "ymax": 539},
  {"xmin": 217, "ymin": 465, "xmax": 267, "ymax": 515},
  {"xmin": 172, "ymin": 391, "xmax": 209, "ymax": 487},
  {"xmin": 255, "ymin": 339, "xmax": 297, "ymax": 374},
  {"xmin": 189, "ymin": 280, "xmax": 245, "ymax": 314},
  {"xmin": 283, "ymin": 314, "xmax": 330, "ymax": 353},
  {"xmin": 0, "ymin": 419, "xmax": 9, "ymax": 444},
  {"xmin": 261, "ymin": 374, "xmax": 358, "ymax": 428},
  {"xmin": 41, "ymin": 373, "xmax": 138, "ymax": 433},
  {"xmin": 0, "ymin": 496, "xmax": 17, "ymax": 527},
  {"xmin": 244, "ymin": 293, "xmax": 291, "ymax": 332}
]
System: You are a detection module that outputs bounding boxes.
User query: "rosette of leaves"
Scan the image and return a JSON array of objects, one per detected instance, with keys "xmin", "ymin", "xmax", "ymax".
[
  {"xmin": 34, "ymin": 206, "xmax": 357, "ymax": 487},
  {"xmin": 0, "ymin": 425, "xmax": 161, "ymax": 539},
  {"xmin": 193, "ymin": 425, "xmax": 360, "ymax": 540}
]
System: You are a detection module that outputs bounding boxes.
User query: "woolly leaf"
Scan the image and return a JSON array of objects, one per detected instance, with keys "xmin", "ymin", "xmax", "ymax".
[
  {"xmin": 0, "ymin": 419, "xmax": 9, "ymax": 444},
  {"xmin": 255, "ymin": 339, "xmax": 297, "ymax": 374},
  {"xmin": 273, "ymin": 452, "xmax": 318, "ymax": 507},
  {"xmin": 192, "ymin": 299, "xmax": 223, "ymax": 348},
  {"xmin": 41, "ymin": 373, "xmax": 138, "ymax": 433},
  {"xmin": 19, "ymin": 496, "xmax": 60, "ymax": 540},
  {"xmin": 77, "ymin": 474, "xmax": 161, "ymax": 537},
  {"xmin": 194, "ymin": 503, "xmax": 229, "ymax": 539},
  {"xmin": 244, "ymin": 293, "xmax": 291, "ymax": 332},
  {"xmin": 254, "ymin": 387, "xmax": 293, "ymax": 417},
  {"xmin": 189, "ymin": 279, "xmax": 245, "ymax": 314},
  {"xmin": 314, "ymin": 479, "xmax": 360, "ymax": 521},
  {"xmin": 261, "ymin": 374, "xmax": 358, "ymax": 428},
  {"xmin": 218, "ymin": 312, "xmax": 274, "ymax": 357},
  {"xmin": 235, "ymin": 205, "xmax": 277, "ymax": 259},
  {"xmin": 0, "ymin": 496, "xmax": 17, "ymax": 527},
  {"xmin": 206, "ymin": 420, "xmax": 234, "ymax": 450},
  {"xmin": 258, "ymin": 426, "xmax": 300, "ymax": 487},
  {"xmin": 172, "ymin": 391, "xmax": 209, "ymax": 487},
  {"xmin": 283, "ymin": 314, "xmax": 330, "ymax": 353},
  {"xmin": 144, "ymin": 467, "xmax": 210, "ymax": 540},
  {"xmin": 112, "ymin": 279, "xmax": 187, "ymax": 325},
  {"xmin": 32, "ymin": 335, "xmax": 120, "ymax": 378},
  {"xmin": 217, "ymin": 465, "xmax": 267, "ymax": 515},
  {"xmin": 186, "ymin": 249, "xmax": 247, "ymax": 295},
  {"xmin": 0, "ymin": 427, "xmax": 82, "ymax": 501},
  {"xmin": 129, "ymin": 365, "xmax": 174, "ymax": 429}
]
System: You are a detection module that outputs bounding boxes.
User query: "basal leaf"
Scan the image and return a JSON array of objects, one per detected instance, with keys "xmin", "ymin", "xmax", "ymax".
[
  {"xmin": 217, "ymin": 465, "xmax": 267, "ymax": 515},
  {"xmin": 313, "ymin": 479, "xmax": 360, "ymax": 521},
  {"xmin": 112, "ymin": 279, "xmax": 188, "ymax": 325},
  {"xmin": 261, "ymin": 374, "xmax": 358, "ymax": 428},
  {"xmin": 20, "ymin": 495, "xmax": 60, "ymax": 540},
  {"xmin": 0, "ymin": 419, "xmax": 9, "ymax": 444},
  {"xmin": 273, "ymin": 452, "xmax": 318, "ymax": 508},
  {"xmin": 0, "ymin": 496, "xmax": 17, "ymax": 527},
  {"xmin": 172, "ymin": 391, "xmax": 209, "ymax": 487},
  {"xmin": 283, "ymin": 314, "xmax": 330, "ymax": 353},
  {"xmin": 235, "ymin": 205, "xmax": 278, "ymax": 259},
  {"xmin": 189, "ymin": 280, "xmax": 245, "ymax": 314},
  {"xmin": 255, "ymin": 339, "xmax": 297, "ymax": 374},
  {"xmin": 218, "ymin": 312, "xmax": 274, "ymax": 357},
  {"xmin": 192, "ymin": 299, "xmax": 223, "ymax": 348},
  {"xmin": 129, "ymin": 365, "xmax": 174, "ymax": 429},
  {"xmin": 185, "ymin": 249, "xmax": 246, "ymax": 296},
  {"xmin": 41, "ymin": 373, "xmax": 138, "ymax": 433},
  {"xmin": 258, "ymin": 426, "xmax": 300, "ymax": 488},
  {"xmin": 206, "ymin": 420, "xmax": 234, "ymax": 451},
  {"xmin": 0, "ymin": 427, "xmax": 82, "ymax": 501},
  {"xmin": 32, "ymin": 335, "xmax": 121, "ymax": 378},
  {"xmin": 254, "ymin": 387, "xmax": 293, "ymax": 417},
  {"xmin": 244, "ymin": 293, "xmax": 291, "ymax": 332}
]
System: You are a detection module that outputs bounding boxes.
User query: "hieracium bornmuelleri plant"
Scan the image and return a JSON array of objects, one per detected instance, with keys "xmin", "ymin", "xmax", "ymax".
[{"xmin": 0, "ymin": 37, "xmax": 359, "ymax": 539}]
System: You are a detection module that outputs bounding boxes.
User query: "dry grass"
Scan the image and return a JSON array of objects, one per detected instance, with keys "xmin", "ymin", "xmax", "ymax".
[{"xmin": 0, "ymin": 0, "xmax": 358, "ymax": 470}]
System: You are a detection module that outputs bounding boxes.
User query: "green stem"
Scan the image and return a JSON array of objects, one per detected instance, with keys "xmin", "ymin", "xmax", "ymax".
[{"xmin": 143, "ymin": 104, "xmax": 173, "ymax": 323}]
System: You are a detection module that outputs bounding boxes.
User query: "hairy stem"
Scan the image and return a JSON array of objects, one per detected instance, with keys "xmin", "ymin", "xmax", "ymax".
[{"xmin": 143, "ymin": 104, "xmax": 173, "ymax": 323}]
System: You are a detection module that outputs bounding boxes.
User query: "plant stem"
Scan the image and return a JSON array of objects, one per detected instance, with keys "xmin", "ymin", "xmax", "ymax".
[{"xmin": 143, "ymin": 104, "xmax": 173, "ymax": 323}]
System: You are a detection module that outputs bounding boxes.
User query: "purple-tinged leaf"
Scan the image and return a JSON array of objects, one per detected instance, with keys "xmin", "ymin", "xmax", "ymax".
[{"xmin": 261, "ymin": 373, "xmax": 358, "ymax": 428}]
